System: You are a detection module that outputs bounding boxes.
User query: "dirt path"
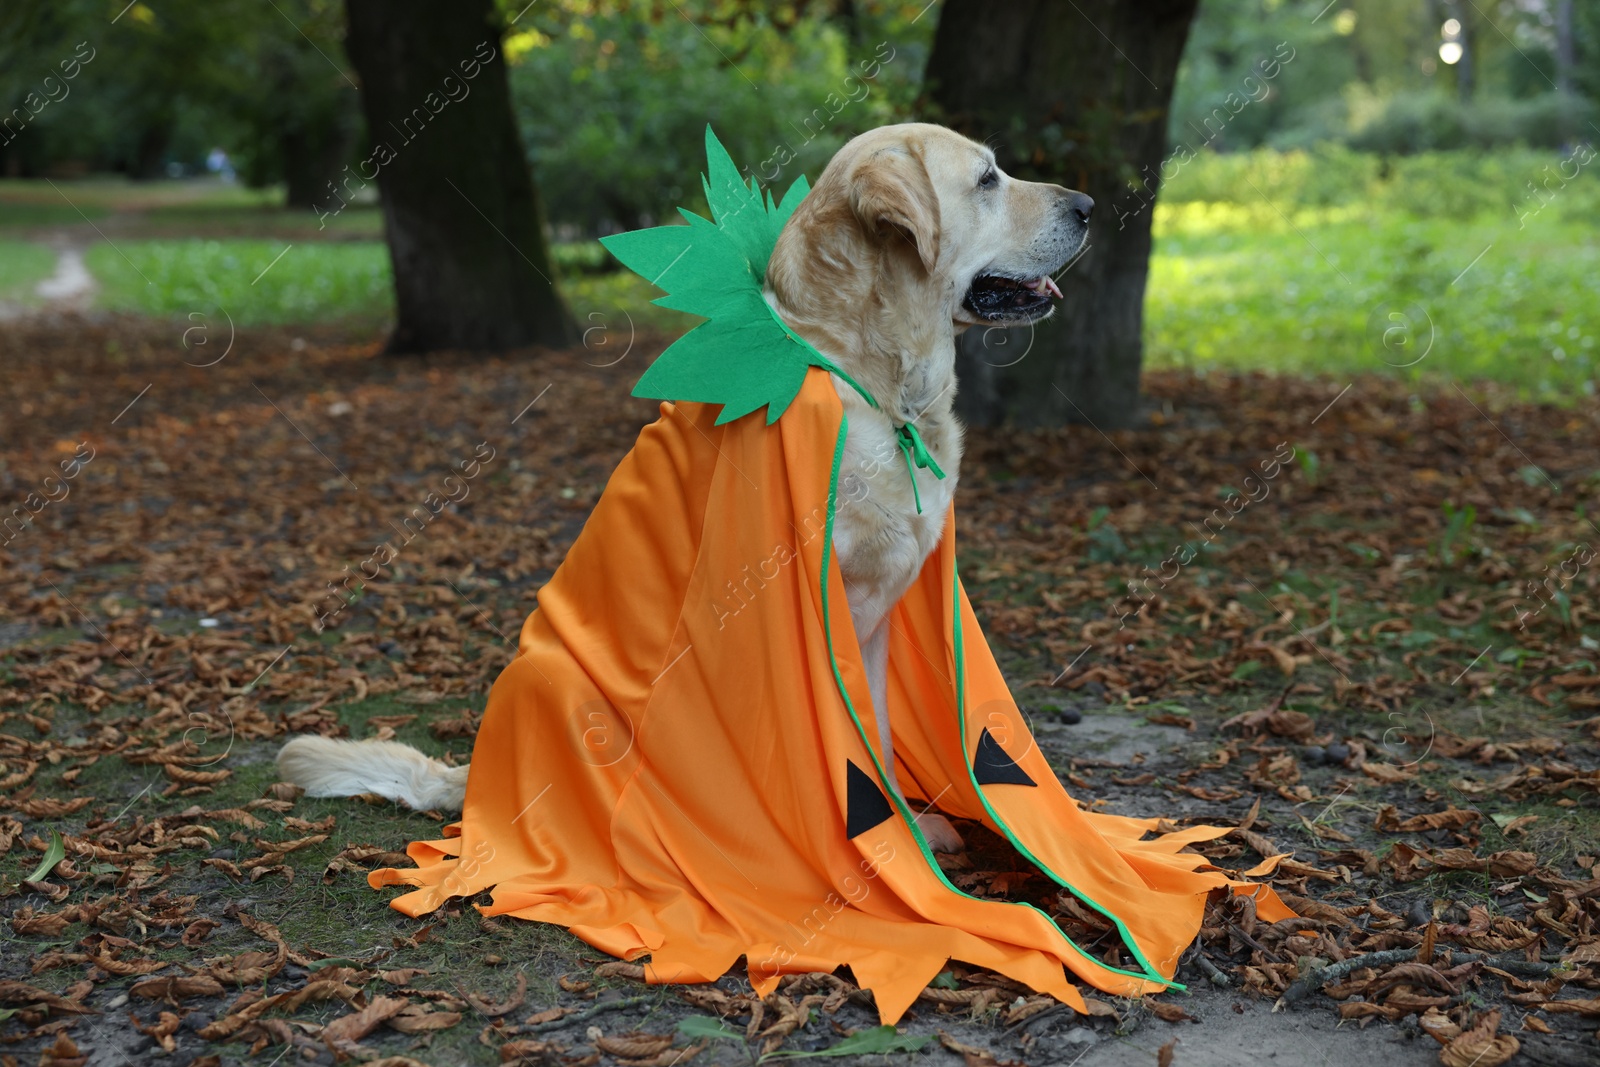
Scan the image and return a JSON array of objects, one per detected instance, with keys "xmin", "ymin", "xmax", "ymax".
[
  {"xmin": 33, "ymin": 239, "xmax": 97, "ymax": 313},
  {"xmin": 32, "ymin": 241, "xmax": 96, "ymax": 307},
  {"xmin": 0, "ymin": 231, "xmax": 97, "ymax": 320},
  {"xmin": 1078, "ymin": 989, "xmax": 1439, "ymax": 1065}
]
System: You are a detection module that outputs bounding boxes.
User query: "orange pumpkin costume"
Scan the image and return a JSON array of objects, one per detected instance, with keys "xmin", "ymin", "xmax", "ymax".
[{"xmin": 371, "ymin": 365, "xmax": 1291, "ymax": 1022}]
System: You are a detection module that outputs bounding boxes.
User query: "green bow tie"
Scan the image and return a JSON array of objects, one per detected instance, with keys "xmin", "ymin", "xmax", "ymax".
[{"xmin": 894, "ymin": 421, "xmax": 947, "ymax": 514}]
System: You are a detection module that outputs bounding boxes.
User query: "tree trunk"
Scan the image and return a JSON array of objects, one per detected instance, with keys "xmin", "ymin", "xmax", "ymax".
[
  {"xmin": 131, "ymin": 119, "xmax": 172, "ymax": 181},
  {"xmin": 924, "ymin": 0, "xmax": 1199, "ymax": 429},
  {"xmin": 281, "ymin": 112, "xmax": 357, "ymax": 211},
  {"xmin": 1446, "ymin": 1, "xmax": 1476, "ymax": 101},
  {"xmin": 344, "ymin": 0, "xmax": 576, "ymax": 353},
  {"xmin": 1555, "ymin": 0, "xmax": 1575, "ymax": 97}
]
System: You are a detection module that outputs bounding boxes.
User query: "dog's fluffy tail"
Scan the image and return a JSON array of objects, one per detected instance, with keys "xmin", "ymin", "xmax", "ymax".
[{"xmin": 275, "ymin": 736, "xmax": 469, "ymax": 811}]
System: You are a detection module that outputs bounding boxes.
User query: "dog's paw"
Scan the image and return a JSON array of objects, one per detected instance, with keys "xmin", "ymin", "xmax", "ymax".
[{"xmin": 914, "ymin": 811, "xmax": 965, "ymax": 853}]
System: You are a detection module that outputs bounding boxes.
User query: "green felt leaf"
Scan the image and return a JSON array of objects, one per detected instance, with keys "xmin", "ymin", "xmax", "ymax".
[
  {"xmin": 598, "ymin": 224, "xmax": 695, "ymax": 290},
  {"xmin": 599, "ymin": 125, "xmax": 847, "ymax": 425},
  {"xmin": 647, "ymin": 213, "xmax": 757, "ymax": 320}
]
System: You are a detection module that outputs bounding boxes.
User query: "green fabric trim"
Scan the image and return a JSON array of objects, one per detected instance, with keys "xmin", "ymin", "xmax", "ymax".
[
  {"xmin": 818, "ymin": 406, "xmax": 1174, "ymax": 992},
  {"xmin": 892, "ymin": 422, "xmax": 946, "ymax": 515},
  {"xmin": 896, "ymin": 422, "xmax": 945, "ymax": 479},
  {"xmin": 949, "ymin": 563, "xmax": 1181, "ymax": 990}
]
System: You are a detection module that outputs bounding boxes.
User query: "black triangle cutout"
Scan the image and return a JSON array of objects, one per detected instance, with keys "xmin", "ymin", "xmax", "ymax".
[
  {"xmin": 845, "ymin": 759, "xmax": 894, "ymax": 838},
  {"xmin": 974, "ymin": 728, "xmax": 1036, "ymax": 787}
]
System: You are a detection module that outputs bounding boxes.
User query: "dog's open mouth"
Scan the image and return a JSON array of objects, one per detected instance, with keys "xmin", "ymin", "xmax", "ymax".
[{"xmin": 962, "ymin": 272, "xmax": 1063, "ymax": 322}]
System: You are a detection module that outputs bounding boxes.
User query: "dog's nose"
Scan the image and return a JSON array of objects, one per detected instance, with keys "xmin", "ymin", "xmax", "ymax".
[{"xmin": 1064, "ymin": 191, "xmax": 1094, "ymax": 225}]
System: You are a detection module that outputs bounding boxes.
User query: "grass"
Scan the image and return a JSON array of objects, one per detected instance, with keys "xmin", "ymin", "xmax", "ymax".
[
  {"xmin": 87, "ymin": 238, "xmax": 393, "ymax": 326},
  {"xmin": 0, "ymin": 177, "xmax": 248, "ymax": 229},
  {"xmin": 1145, "ymin": 201, "xmax": 1599, "ymax": 402},
  {"xmin": 0, "ymin": 240, "xmax": 57, "ymax": 301},
  {"xmin": 0, "ymin": 182, "xmax": 111, "ymax": 229},
  {"xmin": 137, "ymin": 201, "xmax": 384, "ymax": 240}
]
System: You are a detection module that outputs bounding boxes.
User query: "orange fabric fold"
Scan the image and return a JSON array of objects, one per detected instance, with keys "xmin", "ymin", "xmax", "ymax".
[{"xmin": 370, "ymin": 369, "xmax": 1291, "ymax": 1022}]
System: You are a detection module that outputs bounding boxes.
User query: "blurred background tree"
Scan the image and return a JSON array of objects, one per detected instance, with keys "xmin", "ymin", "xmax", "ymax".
[
  {"xmin": 0, "ymin": 0, "xmax": 359, "ymax": 191},
  {"xmin": 220, "ymin": 0, "xmax": 360, "ymax": 210},
  {"xmin": 924, "ymin": 0, "xmax": 1201, "ymax": 430},
  {"xmin": 344, "ymin": 0, "xmax": 575, "ymax": 353},
  {"xmin": 0, "ymin": 0, "xmax": 1594, "ymax": 403},
  {"xmin": 3, "ymin": 0, "xmax": 1591, "ymax": 208},
  {"xmin": 505, "ymin": 0, "xmax": 931, "ymax": 233}
]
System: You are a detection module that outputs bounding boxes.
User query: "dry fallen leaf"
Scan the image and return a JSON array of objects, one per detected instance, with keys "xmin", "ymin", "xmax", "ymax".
[
  {"xmin": 387, "ymin": 1004, "xmax": 464, "ymax": 1033},
  {"xmin": 322, "ymin": 994, "xmax": 409, "ymax": 1045},
  {"xmin": 464, "ymin": 972, "xmax": 527, "ymax": 1017},
  {"xmin": 1418, "ymin": 1007, "xmax": 1461, "ymax": 1046},
  {"xmin": 129, "ymin": 975, "xmax": 227, "ymax": 1002},
  {"xmin": 595, "ymin": 1033, "xmax": 675, "ymax": 1059},
  {"xmin": 38, "ymin": 1032, "xmax": 87, "ymax": 1067},
  {"xmin": 0, "ymin": 980, "xmax": 99, "ymax": 1016},
  {"xmin": 937, "ymin": 1030, "xmax": 1019, "ymax": 1067},
  {"xmin": 1439, "ymin": 1010, "xmax": 1519, "ymax": 1067},
  {"xmin": 129, "ymin": 1010, "xmax": 183, "ymax": 1053}
]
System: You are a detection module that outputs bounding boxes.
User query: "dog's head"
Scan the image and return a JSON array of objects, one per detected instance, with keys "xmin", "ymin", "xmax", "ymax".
[{"xmin": 770, "ymin": 123, "xmax": 1091, "ymax": 334}]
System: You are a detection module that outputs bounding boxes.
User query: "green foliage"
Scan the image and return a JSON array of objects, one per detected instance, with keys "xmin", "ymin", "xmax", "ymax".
[
  {"xmin": 676, "ymin": 1016, "xmax": 744, "ymax": 1043},
  {"xmin": 1158, "ymin": 144, "xmax": 1600, "ymax": 220},
  {"xmin": 1145, "ymin": 149, "xmax": 1599, "ymax": 402},
  {"xmin": 551, "ymin": 241, "xmax": 616, "ymax": 275},
  {"xmin": 1154, "ymin": 144, "xmax": 1376, "ymax": 208},
  {"xmin": 1169, "ymin": 0, "xmax": 1351, "ymax": 151},
  {"xmin": 1437, "ymin": 501, "xmax": 1477, "ymax": 567},
  {"xmin": 1519, "ymin": 465, "xmax": 1557, "ymax": 489},
  {"xmin": 23, "ymin": 828, "xmax": 65, "ymax": 882},
  {"xmin": 1085, "ymin": 507, "xmax": 1129, "ymax": 564},
  {"xmin": 1295, "ymin": 448, "xmax": 1321, "ymax": 488},
  {"xmin": 507, "ymin": 0, "xmax": 931, "ymax": 230},
  {"xmin": 781, "ymin": 1026, "xmax": 930, "ymax": 1058},
  {"xmin": 1349, "ymin": 90, "xmax": 1596, "ymax": 154},
  {"xmin": 0, "ymin": 240, "xmax": 56, "ymax": 299},
  {"xmin": 0, "ymin": 0, "xmax": 356, "ymax": 183},
  {"xmin": 205, "ymin": 0, "xmax": 357, "ymax": 195},
  {"xmin": 1171, "ymin": 0, "xmax": 1600, "ymax": 153}
]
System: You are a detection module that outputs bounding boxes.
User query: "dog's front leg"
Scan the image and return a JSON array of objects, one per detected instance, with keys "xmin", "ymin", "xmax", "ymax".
[{"xmin": 858, "ymin": 620, "xmax": 964, "ymax": 853}]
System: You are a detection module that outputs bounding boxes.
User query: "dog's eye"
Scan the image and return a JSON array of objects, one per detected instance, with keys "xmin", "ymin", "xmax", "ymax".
[{"xmin": 978, "ymin": 168, "xmax": 999, "ymax": 189}]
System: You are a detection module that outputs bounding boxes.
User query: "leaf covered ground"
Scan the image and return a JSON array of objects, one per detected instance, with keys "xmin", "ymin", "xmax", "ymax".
[{"xmin": 1, "ymin": 318, "xmax": 1598, "ymax": 1066}]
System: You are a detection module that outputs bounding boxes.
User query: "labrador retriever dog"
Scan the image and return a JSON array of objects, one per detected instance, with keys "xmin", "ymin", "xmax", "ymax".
[{"xmin": 277, "ymin": 123, "xmax": 1092, "ymax": 855}]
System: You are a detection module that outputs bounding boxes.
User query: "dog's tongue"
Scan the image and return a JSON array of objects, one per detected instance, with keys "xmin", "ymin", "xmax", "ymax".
[{"xmin": 1027, "ymin": 276, "xmax": 1063, "ymax": 299}]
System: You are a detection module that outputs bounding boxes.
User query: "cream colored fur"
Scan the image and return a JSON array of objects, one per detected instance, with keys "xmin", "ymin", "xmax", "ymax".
[
  {"xmin": 275, "ymin": 734, "xmax": 469, "ymax": 811},
  {"xmin": 764, "ymin": 123, "xmax": 1087, "ymax": 851},
  {"xmin": 277, "ymin": 124, "xmax": 1091, "ymax": 851}
]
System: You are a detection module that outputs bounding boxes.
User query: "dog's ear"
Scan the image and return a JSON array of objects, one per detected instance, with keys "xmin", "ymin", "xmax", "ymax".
[{"xmin": 848, "ymin": 147, "xmax": 941, "ymax": 274}]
